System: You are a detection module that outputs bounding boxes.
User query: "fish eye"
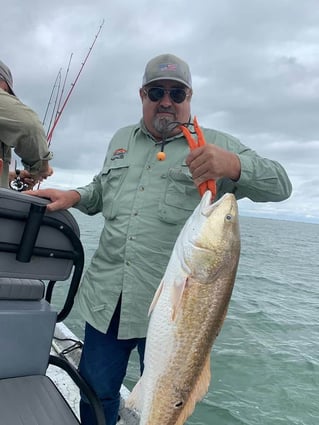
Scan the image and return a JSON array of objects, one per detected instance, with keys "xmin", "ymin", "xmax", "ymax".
[{"xmin": 225, "ymin": 214, "xmax": 233, "ymax": 221}]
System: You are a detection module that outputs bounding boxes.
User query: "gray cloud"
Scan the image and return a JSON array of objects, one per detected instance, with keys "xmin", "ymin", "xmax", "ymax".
[{"xmin": 2, "ymin": 0, "xmax": 319, "ymax": 222}]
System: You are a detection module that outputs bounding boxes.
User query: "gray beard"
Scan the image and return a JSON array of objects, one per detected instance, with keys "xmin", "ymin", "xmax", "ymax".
[{"xmin": 153, "ymin": 116, "xmax": 177, "ymax": 139}]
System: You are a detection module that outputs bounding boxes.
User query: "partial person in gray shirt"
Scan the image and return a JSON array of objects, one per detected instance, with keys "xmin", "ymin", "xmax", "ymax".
[
  {"xmin": 0, "ymin": 59, "xmax": 53, "ymax": 189},
  {"xmin": 27, "ymin": 53, "xmax": 292, "ymax": 425}
]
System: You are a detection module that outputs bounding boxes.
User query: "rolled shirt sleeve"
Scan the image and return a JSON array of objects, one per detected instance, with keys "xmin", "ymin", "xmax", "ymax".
[
  {"xmin": 201, "ymin": 129, "xmax": 292, "ymax": 202},
  {"xmin": 234, "ymin": 151, "xmax": 292, "ymax": 202},
  {"xmin": 0, "ymin": 90, "xmax": 53, "ymax": 173}
]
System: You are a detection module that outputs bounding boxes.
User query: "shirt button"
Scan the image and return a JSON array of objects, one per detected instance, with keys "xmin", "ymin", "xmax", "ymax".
[
  {"xmin": 139, "ymin": 186, "xmax": 144, "ymax": 191},
  {"xmin": 126, "ymin": 261, "xmax": 131, "ymax": 266},
  {"xmin": 128, "ymin": 236, "xmax": 135, "ymax": 240}
]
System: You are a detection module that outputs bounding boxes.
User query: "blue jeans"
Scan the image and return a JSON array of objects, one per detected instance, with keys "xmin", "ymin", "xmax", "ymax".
[{"xmin": 78, "ymin": 297, "xmax": 146, "ymax": 425}]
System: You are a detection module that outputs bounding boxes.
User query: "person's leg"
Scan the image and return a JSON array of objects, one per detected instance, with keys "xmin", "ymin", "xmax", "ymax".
[
  {"xmin": 137, "ymin": 337, "xmax": 146, "ymax": 375},
  {"xmin": 79, "ymin": 299, "xmax": 137, "ymax": 425}
]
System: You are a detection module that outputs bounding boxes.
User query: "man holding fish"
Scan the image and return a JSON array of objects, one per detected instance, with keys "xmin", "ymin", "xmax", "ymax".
[{"xmin": 28, "ymin": 53, "xmax": 292, "ymax": 425}]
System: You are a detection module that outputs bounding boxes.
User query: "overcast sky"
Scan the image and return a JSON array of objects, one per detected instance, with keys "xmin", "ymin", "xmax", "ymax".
[{"xmin": 2, "ymin": 0, "xmax": 319, "ymax": 223}]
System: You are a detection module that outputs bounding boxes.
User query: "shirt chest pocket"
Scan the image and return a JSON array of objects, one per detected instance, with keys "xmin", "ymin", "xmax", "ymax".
[
  {"xmin": 158, "ymin": 165, "xmax": 200, "ymax": 225},
  {"xmin": 101, "ymin": 161, "xmax": 129, "ymax": 219}
]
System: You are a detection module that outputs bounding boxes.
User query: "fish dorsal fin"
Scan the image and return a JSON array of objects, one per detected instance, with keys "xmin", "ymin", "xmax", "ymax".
[
  {"xmin": 175, "ymin": 354, "xmax": 211, "ymax": 425},
  {"xmin": 148, "ymin": 279, "xmax": 164, "ymax": 316},
  {"xmin": 125, "ymin": 377, "xmax": 143, "ymax": 412},
  {"xmin": 171, "ymin": 276, "xmax": 188, "ymax": 321}
]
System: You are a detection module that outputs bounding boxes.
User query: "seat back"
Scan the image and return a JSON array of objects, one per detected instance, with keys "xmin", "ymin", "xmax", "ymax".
[
  {"xmin": 0, "ymin": 188, "xmax": 81, "ymax": 281},
  {"xmin": 0, "ymin": 188, "xmax": 84, "ymax": 321}
]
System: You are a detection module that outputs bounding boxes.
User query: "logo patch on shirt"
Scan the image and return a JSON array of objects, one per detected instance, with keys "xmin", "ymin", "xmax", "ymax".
[{"xmin": 111, "ymin": 148, "xmax": 127, "ymax": 160}]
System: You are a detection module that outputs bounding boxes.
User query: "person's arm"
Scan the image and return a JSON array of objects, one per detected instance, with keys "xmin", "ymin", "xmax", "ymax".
[
  {"xmin": 186, "ymin": 130, "xmax": 292, "ymax": 202},
  {"xmin": 27, "ymin": 172, "xmax": 103, "ymax": 214},
  {"xmin": 24, "ymin": 188, "xmax": 81, "ymax": 212},
  {"xmin": 0, "ymin": 90, "xmax": 53, "ymax": 180},
  {"xmin": 230, "ymin": 147, "xmax": 292, "ymax": 202}
]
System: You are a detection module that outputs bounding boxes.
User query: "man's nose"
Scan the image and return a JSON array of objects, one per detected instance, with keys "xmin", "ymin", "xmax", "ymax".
[{"xmin": 159, "ymin": 91, "xmax": 173, "ymax": 106}]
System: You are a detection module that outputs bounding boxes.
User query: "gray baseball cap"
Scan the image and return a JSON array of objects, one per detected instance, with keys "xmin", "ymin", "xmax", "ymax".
[
  {"xmin": 0, "ymin": 60, "xmax": 16, "ymax": 96},
  {"xmin": 142, "ymin": 54, "xmax": 192, "ymax": 88}
]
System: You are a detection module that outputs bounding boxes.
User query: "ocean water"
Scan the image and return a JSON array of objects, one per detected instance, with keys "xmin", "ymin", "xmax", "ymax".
[{"xmin": 56, "ymin": 209, "xmax": 319, "ymax": 425}]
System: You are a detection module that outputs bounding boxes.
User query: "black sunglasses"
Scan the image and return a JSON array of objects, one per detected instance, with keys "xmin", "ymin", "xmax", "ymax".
[{"xmin": 144, "ymin": 87, "xmax": 189, "ymax": 104}]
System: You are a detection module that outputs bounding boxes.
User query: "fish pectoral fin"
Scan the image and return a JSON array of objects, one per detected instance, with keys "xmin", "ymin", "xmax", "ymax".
[
  {"xmin": 125, "ymin": 377, "xmax": 143, "ymax": 412},
  {"xmin": 176, "ymin": 354, "xmax": 211, "ymax": 425},
  {"xmin": 171, "ymin": 276, "xmax": 188, "ymax": 321},
  {"xmin": 148, "ymin": 279, "xmax": 164, "ymax": 316}
]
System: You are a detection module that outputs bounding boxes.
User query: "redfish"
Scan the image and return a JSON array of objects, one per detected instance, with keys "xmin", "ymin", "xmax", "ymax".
[{"xmin": 126, "ymin": 191, "xmax": 240, "ymax": 425}]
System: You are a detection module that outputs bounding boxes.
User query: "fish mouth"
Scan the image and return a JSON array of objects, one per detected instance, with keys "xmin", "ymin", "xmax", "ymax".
[
  {"xmin": 200, "ymin": 190, "xmax": 219, "ymax": 216},
  {"xmin": 201, "ymin": 191, "xmax": 236, "ymax": 217}
]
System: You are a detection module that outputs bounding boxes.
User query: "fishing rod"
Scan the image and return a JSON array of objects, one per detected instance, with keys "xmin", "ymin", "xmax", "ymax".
[
  {"xmin": 44, "ymin": 70, "xmax": 62, "ymax": 139},
  {"xmin": 42, "ymin": 68, "xmax": 62, "ymax": 131},
  {"xmin": 48, "ymin": 53, "xmax": 73, "ymax": 146},
  {"xmin": 10, "ymin": 20, "xmax": 105, "ymax": 191},
  {"xmin": 46, "ymin": 19, "xmax": 105, "ymax": 145}
]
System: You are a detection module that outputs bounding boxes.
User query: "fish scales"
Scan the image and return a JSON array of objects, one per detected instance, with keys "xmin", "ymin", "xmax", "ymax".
[{"xmin": 126, "ymin": 191, "xmax": 240, "ymax": 425}]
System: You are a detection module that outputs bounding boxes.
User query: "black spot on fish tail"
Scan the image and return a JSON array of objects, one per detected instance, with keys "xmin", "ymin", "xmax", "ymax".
[{"xmin": 174, "ymin": 401, "xmax": 184, "ymax": 409}]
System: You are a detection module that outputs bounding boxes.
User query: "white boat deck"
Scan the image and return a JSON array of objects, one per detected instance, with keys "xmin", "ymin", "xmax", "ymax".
[{"xmin": 47, "ymin": 322, "xmax": 139, "ymax": 425}]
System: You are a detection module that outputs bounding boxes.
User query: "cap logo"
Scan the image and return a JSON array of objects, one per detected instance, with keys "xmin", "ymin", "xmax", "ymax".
[{"xmin": 159, "ymin": 63, "xmax": 177, "ymax": 72}]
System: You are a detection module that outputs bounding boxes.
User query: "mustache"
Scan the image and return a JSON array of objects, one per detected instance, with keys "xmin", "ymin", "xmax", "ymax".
[{"xmin": 156, "ymin": 106, "xmax": 175, "ymax": 114}]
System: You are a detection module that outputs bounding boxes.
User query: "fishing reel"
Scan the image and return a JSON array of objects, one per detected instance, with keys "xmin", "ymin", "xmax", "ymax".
[{"xmin": 9, "ymin": 169, "xmax": 29, "ymax": 192}]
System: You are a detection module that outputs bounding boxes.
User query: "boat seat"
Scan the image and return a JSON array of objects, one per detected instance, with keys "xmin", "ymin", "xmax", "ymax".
[
  {"xmin": 0, "ymin": 188, "xmax": 105, "ymax": 425},
  {"xmin": 0, "ymin": 277, "xmax": 44, "ymax": 300},
  {"xmin": 0, "ymin": 375, "xmax": 79, "ymax": 425}
]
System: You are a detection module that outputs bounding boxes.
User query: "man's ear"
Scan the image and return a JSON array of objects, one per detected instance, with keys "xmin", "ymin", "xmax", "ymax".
[
  {"xmin": 0, "ymin": 80, "xmax": 9, "ymax": 93},
  {"xmin": 139, "ymin": 87, "xmax": 146, "ymax": 102}
]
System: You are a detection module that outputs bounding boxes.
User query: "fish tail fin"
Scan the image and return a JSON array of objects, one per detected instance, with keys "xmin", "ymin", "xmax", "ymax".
[
  {"xmin": 176, "ymin": 354, "xmax": 211, "ymax": 425},
  {"xmin": 125, "ymin": 377, "xmax": 143, "ymax": 412}
]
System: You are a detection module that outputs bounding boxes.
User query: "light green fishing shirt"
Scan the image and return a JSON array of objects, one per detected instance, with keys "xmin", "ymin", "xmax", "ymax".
[
  {"xmin": 74, "ymin": 120, "xmax": 292, "ymax": 339},
  {"xmin": 0, "ymin": 89, "xmax": 53, "ymax": 188}
]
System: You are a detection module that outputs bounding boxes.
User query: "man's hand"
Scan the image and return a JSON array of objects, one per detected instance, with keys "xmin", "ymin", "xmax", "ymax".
[
  {"xmin": 9, "ymin": 160, "xmax": 54, "ymax": 191},
  {"xmin": 9, "ymin": 169, "xmax": 36, "ymax": 190},
  {"xmin": 24, "ymin": 189, "xmax": 81, "ymax": 212},
  {"xmin": 186, "ymin": 144, "xmax": 241, "ymax": 187},
  {"xmin": 36, "ymin": 160, "xmax": 54, "ymax": 181}
]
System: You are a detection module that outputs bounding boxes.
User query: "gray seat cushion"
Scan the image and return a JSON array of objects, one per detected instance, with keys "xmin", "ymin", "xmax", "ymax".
[
  {"xmin": 0, "ymin": 375, "xmax": 80, "ymax": 424},
  {"xmin": 0, "ymin": 278, "xmax": 44, "ymax": 300},
  {"xmin": 0, "ymin": 299, "xmax": 56, "ymax": 379}
]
